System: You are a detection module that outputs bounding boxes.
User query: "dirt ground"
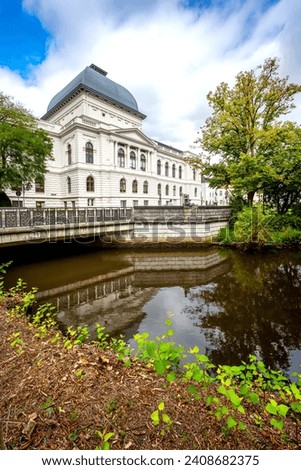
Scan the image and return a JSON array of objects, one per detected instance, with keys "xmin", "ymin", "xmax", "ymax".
[{"xmin": 0, "ymin": 304, "xmax": 300, "ymax": 451}]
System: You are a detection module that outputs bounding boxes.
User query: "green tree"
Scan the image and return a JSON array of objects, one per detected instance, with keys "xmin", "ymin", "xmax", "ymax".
[
  {"xmin": 0, "ymin": 92, "xmax": 53, "ymax": 192},
  {"xmin": 190, "ymin": 58, "xmax": 301, "ymax": 211}
]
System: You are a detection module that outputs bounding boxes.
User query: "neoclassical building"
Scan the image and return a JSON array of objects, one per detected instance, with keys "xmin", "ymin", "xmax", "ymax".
[{"xmin": 7, "ymin": 64, "xmax": 228, "ymax": 208}]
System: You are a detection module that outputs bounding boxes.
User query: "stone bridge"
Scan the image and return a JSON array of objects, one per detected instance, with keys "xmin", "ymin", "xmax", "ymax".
[{"xmin": 0, "ymin": 206, "xmax": 231, "ymax": 247}]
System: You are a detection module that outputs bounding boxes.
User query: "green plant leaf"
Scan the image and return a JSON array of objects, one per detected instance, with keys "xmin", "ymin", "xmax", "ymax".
[
  {"xmin": 227, "ymin": 416, "xmax": 237, "ymax": 429},
  {"xmin": 196, "ymin": 354, "xmax": 209, "ymax": 363},
  {"xmin": 150, "ymin": 410, "xmax": 159, "ymax": 425},
  {"xmin": 189, "ymin": 345, "xmax": 199, "ymax": 354},
  {"xmin": 270, "ymin": 418, "xmax": 284, "ymax": 430},
  {"xmin": 278, "ymin": 404, "xmax": 289, "ymax": 417},
  {"xmin": 166, "ymin": 371, "xmax": 176, "ymax": 382},
  {"xmin": 162, "ymin": 413, "xmax": 172, "ymax": 424},
  {"xmin": 146, "ymin": 341, "xmax": 156, "ymax": 357},
  {"xmin": 265, "ymin": 401, "xmax": 278, "ymax": 415},
  {"xmin": 104, "ymin": 432, "xmax": 115, "ymax": 442},
  {"xmin": 158, "ymin": 401, "xmax": 165, "ymax": 411},
  {"xmin": 227, "ymin": 388, "xmax": 242, "ymax": 407},
  {"xmin": 154, "ymin": 359, "xmax": 167, "ymax": 375},
  {"xmin": 248, "ymin": 392, "xmax": 259, "ymax": 405}
]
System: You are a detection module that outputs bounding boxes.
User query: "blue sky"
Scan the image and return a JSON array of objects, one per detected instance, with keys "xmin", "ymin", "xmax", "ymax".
[
  {"xmin": 0, "ymin": 0, "xmax": 49, "ymax": 75},
  {"xmin": 0, "ymin": 0, "xmax": 300, "ymax": 149}
]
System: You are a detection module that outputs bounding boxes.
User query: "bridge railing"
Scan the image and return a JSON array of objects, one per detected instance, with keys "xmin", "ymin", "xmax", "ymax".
[{"xmin": 0, "ymin": 207, "xmax": 134, "ymax": 229}]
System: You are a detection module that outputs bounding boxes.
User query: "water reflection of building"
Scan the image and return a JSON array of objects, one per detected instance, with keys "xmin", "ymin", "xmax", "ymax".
[{"xmin": 36, "ymin": 250, "xmax": 229, "ymax": 337}]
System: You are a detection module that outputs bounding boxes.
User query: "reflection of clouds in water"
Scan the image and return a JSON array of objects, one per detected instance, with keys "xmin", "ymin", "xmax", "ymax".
[
  {"xmin": 183, "ymin": 284, "xmax": 223, "ymax": 320},
  {"xmin": 131, "ymin": 286, "xmax": 211, "ymax": 354}
]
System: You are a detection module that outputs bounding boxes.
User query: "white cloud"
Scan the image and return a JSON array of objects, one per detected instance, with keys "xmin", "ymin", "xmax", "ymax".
[{"xmin": 1, "ymin": 0, "xmax": 301, "ymax": 149}]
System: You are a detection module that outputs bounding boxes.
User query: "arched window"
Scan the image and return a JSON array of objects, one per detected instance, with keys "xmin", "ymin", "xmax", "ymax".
[
  {"xmin": 67, "ymin": 144, "xmax": 72, "ymax": 165},
  {"xmin": 67, "ymin": 176, "xmax": 71, "ymax": 194},
  {"xmin": 193, "ymin": 168, "xmax": 196, "ymax": 181},
  {"xmin": 157, "ymin": 159, "xmax": 161, "ymax": 175},
  {"xmin": 120, "ymin": 178, "xmax": 126, "ymax": 193},
  {"xmin": 165, "ymin": 184, "xmax": 169, "ymax": 196},
  {"xmin": 157, "ymin": 183, "xmax": 161, "ymax": 196},
  {"xmin": 143, "ymin": 180, "xmax": 148, "ymax": 194},
  {"xmin": 86, "ymin": 176, "xmax": 94, "ymax": 192},
  {"xmin": 85, "ymin": 142, "xmax": 93, "ymax": 163},
  {"xmin": 173, "ymin": 185, "xmax": 176, "ymax": 196},
  {"xmin": 179, "ymin": 186, "xmax": 183, "ymax": 196},
  {"xmin": 130, "ymin": 151, "xmax": 136, "ymax": 169},
  {"xmin": 179, "ymin": 165, "xmax": 182, "ymax": 179},
  {"xmin": 165, "ymin": 162, "xmax": 169, "ymax": 177},
  {"xmin": 140, "ymin": 153, "xmax": 146, "ymax": 171},
  {"xmin": 172, "ymin": 164, "xmax": 176, "ymax": 178},
  {"xmin": 132, "ymin": 179, "xmax": 138, "ymax": 193},
  {"xmin": 118, "ymin": 148, "xmax": 125, "ymax": 167}
]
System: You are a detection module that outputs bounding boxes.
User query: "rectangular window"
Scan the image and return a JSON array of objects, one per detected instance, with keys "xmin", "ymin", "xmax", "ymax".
[
  {"xmin": 120, "ymin": 200, "xmax": 127, "ymax": 208},
  {"xmin": 144, "ymin": 200, "xmax": 149, "ymax": 206},
  {"xmin": 12, "ymin": 200, "xmax": 22, "ymax": 207},
  {"xmin": 133, "ymin": 200, "xmax": 138, "ymax": 207},
  {"xmin": 36, "ymin": 201, "xmax": 45, "ymax": 209},
  {"xmin": 35, "ymin": 180, "xmax": 45, "ymax": 193},
  {"xmin": 88, "ymin": 198, "xmax": 95, "ymax": 206}
]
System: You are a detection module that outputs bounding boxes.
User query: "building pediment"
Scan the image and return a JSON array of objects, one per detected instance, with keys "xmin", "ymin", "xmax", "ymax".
[{"xmin": 112, "ymin": 128, "xmax": 155, "ymax": 149}]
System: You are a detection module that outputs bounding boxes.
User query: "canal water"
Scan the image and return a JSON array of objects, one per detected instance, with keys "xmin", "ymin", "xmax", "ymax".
[{"xmin": 2, "ymin": 244, "xmax": 301, "ymax": 381}]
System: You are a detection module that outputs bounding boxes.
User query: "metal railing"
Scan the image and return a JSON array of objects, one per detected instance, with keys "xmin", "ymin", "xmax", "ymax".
[{"xmin": 0, "ymin": 207, "xmax": 134, "ymax": 229}]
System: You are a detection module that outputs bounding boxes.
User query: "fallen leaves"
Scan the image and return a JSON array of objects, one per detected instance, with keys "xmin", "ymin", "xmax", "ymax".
[{"xmin": 0, "ymin": 304, "xmax": 299, "ymax": 450}]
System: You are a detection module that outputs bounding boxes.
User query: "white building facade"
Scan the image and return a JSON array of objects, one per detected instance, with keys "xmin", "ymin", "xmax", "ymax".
[{"xmin": 7, "ymin": 64, "xmax": 228, "ymax": 209}]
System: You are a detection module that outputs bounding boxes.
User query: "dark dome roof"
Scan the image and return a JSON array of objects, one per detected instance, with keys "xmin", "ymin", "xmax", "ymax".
[{"xmin": 43, "ymin": 64, "xmax": 145, "ymax": 119}]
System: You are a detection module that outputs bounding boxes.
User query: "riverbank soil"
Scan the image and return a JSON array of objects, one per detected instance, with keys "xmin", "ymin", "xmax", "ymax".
[{"xmin": 0, "ymin": 305, "xmax": 300, "ymax": 450}]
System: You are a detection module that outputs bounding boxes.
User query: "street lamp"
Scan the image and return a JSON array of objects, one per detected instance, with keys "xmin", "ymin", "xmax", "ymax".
[{"xmin": 22, "ymin": 182, "xmax": 32, "ymax": 207}]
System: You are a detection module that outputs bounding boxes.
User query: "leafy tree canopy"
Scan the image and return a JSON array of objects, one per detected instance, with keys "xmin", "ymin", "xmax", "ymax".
[
  {"xmin": 0, "ymin": 92, "xmax": 53, "ymax": 191},
  {"xmin": 189, "ymin": 58, "xmax": 301, "ymax": 212}
]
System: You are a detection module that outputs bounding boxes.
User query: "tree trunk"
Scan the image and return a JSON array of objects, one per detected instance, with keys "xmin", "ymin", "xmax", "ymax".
[{"xmin": 247, "ymin": 191, "xmax": 255, "ymax": 206}]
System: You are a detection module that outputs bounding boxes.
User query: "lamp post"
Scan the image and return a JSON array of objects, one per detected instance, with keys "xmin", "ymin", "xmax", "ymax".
[{"xmin": 22, "ymin": 182, "xmax": 32, "ymax": 207}]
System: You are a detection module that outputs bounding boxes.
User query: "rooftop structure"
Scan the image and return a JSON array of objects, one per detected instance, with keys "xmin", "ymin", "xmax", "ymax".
[{"xmin": 42, "ymin": 64, "xmax": 146, "ymax": 120}]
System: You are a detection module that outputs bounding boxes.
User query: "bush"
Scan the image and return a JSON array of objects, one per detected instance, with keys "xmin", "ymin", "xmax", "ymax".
[{"xmin": 233, "ymin": 205, "xmax": 275, "ymax": 244}]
